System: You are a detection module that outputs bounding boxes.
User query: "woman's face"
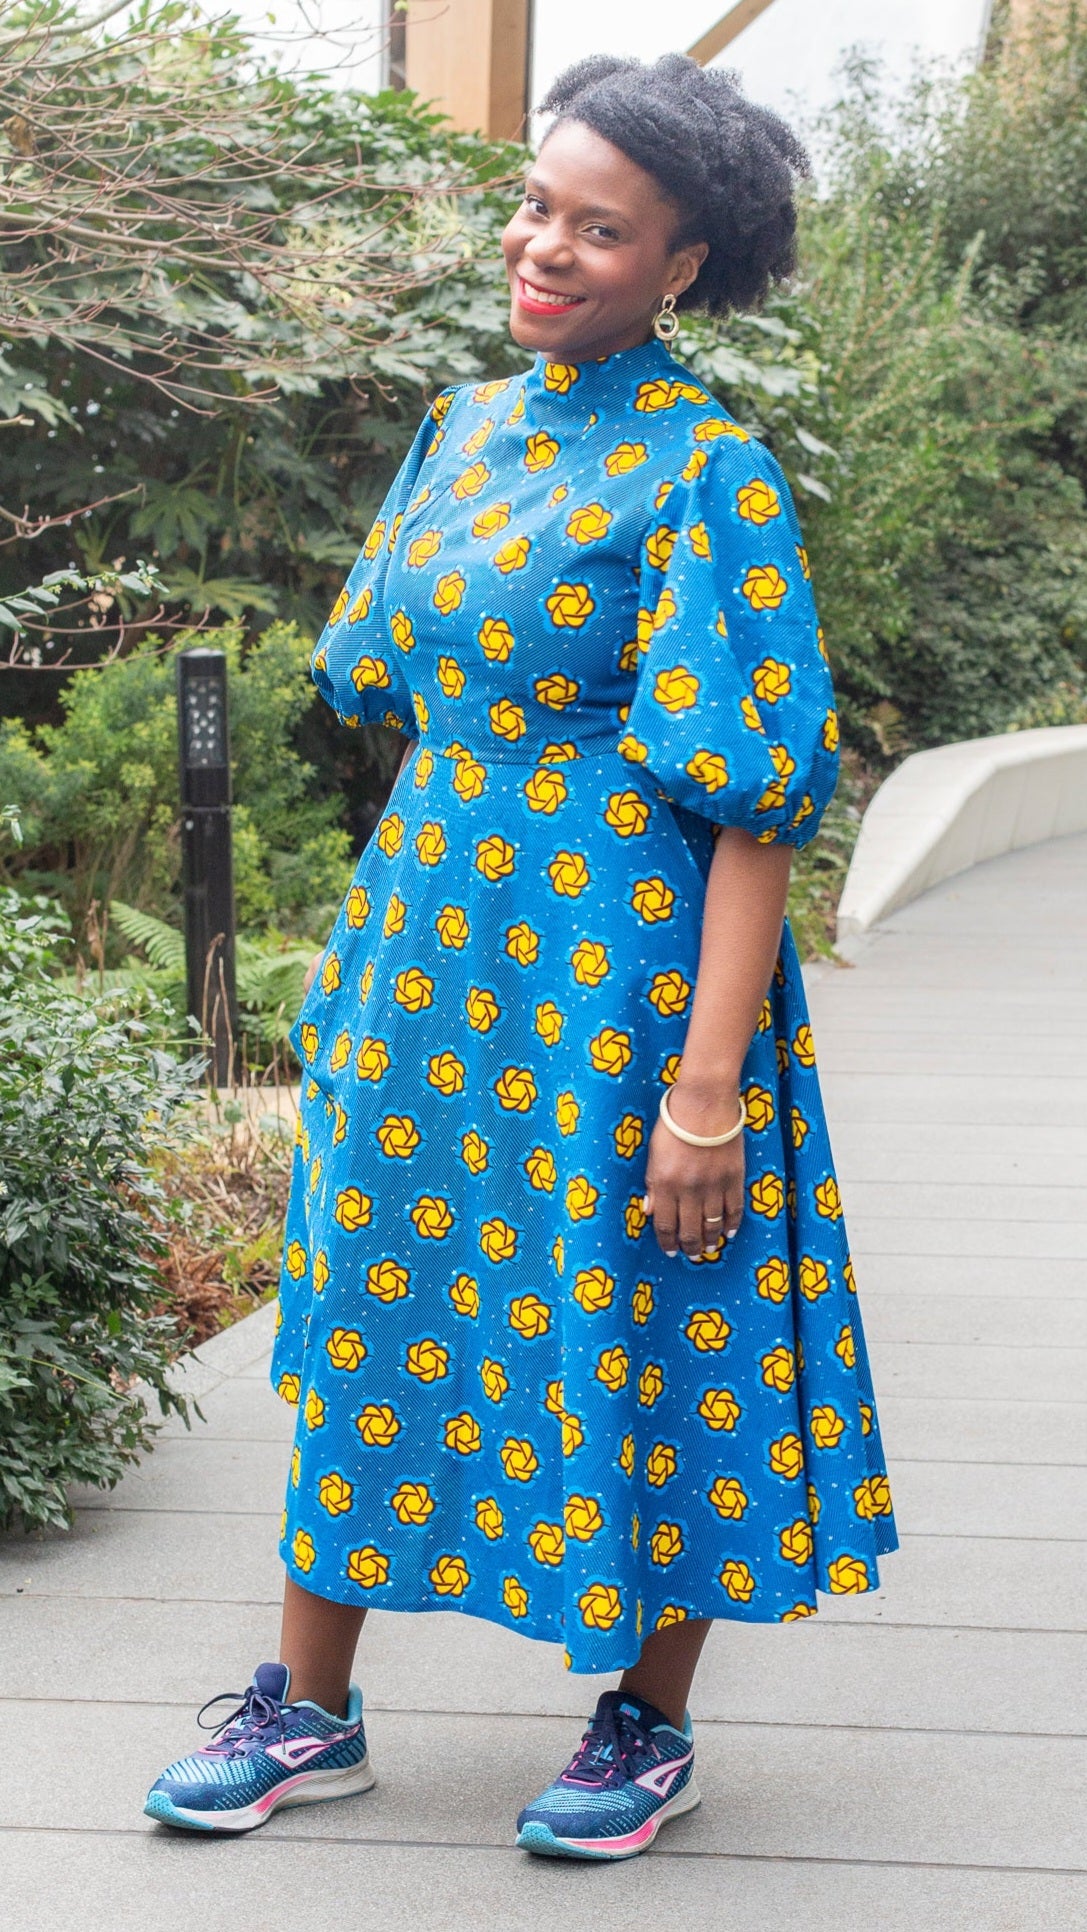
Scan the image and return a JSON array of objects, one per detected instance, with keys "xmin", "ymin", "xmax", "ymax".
[{"xmin": 501, "ymin": 120, "xmax": 708, "ymax": 362}]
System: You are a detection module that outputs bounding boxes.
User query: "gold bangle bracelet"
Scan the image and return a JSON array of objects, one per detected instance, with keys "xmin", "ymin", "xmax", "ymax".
[{"xmin": 658, "ymin": 1087, "xmax": 746, "ymax": 1148}]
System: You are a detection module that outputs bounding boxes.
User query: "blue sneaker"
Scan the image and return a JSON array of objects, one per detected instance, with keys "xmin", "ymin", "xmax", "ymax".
[
  {"xmin": 144, "ymin": 1661, "xmax": 375, "ymax": 1834},
  {"xmin": 516, "ymin": 1689, "xmax": 700, "ymax": 1859}
]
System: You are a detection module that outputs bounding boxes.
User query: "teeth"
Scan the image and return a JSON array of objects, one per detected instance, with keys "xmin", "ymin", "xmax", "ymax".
[{"xmin": 522, "ymin": 279, "xmax": 582, "ymax": 306}]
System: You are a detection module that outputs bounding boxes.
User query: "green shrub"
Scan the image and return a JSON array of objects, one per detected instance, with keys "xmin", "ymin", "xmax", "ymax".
[{"xmin": 0, "ymin": 890, "xmax": 197, "ymax": 1531}]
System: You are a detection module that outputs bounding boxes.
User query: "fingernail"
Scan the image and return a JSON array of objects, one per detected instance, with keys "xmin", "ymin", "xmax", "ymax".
[
  {"xmin": 640, "ymin": 1195, "xmax": 650, "ymax": 1211},
  {"xmin": 726, "ymin": 1229, "xmax": 738, "ymax": 1241},
  {"xmin": 665, "ymin": 1248, "xmax": 678, "ymax": 1258}
]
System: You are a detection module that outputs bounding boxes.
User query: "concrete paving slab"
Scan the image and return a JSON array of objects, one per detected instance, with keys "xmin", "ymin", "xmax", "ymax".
[
  {"xmin": 867, "ymin": 1338, "xmax": 1086, "ymax": 1403},
  {"xmin": 875, "ymin": 1395, "xmax": 1086, "ymax": 1465},
  {"xmin": 846, "ymin": 1215, "xmax": 1087, "ymax": 1259},
  {"xmin": 830, "ymin": 1122, "xmax": 1087, "ymax": 1188},
  {"xmin": 817, "ymin": 1072, "xmax": 1087, "ymax": 1130},
  {"xmin": 851, "ymin": 1253, "xmax": 1087, "ymax": 1301},
  {"xmin": 861, "ymin": 1290, "xmax": 1087, "ymax": 1347}
]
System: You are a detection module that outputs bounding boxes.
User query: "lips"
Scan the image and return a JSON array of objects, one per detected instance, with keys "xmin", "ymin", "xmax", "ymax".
[{"xmin": 516, "ymin": 274, "xmax": 587, "ymax": 316}]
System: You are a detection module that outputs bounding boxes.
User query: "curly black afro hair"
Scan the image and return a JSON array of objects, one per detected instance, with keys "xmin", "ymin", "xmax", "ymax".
[{"xmin": 536, "ymin": 53, "xmax": 810, "ymax": 316}]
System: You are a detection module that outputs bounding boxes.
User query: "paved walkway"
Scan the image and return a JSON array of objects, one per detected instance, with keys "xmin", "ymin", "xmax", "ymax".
[{"xmin": 3, "ymin": 833, "xmax": 1086, "ymax": 1931}]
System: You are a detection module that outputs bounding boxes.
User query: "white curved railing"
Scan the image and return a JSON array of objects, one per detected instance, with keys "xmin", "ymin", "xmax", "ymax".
[{"xmin": 836, "ymin": 723, "xmax": 1087, "ymax": 943}]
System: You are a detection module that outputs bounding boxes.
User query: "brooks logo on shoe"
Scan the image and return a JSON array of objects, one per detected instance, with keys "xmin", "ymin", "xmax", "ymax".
[
  {"xmin": 266, "ymin": 1735, "xmax": 339, "ymax": 1769},
  {"xmin": 635, "ymin": 1747, "xmax": 693, "ymax": 1798}
]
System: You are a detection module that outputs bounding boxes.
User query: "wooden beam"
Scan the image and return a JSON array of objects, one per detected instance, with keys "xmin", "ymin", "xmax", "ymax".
[
  {"xmin": 403, "ymin": 0, "xmax": 531, "ymax": 140},
  {"xmin": 687, "ymin": 0, "xmax": 780, "ymax": 67}
]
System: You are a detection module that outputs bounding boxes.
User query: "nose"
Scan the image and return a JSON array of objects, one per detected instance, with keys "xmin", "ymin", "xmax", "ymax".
[{"xmin": 522, "ymin": 223, "xmax": 576, "ymax": 276}]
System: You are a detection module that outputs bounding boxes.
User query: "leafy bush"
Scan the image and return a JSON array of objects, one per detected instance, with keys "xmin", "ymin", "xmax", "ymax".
[{"xmin": 0, "ymin": 890, "xmax": 196, "ymax": 1531}]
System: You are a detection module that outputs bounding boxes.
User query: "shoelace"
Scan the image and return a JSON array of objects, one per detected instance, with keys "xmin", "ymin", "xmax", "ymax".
[
  {"xmin": 564, "ymin": 1702, "xmax": 659, "ymax": 1789},
  {"xmin": 195, "ymin": 1685, "xmax": 287, "ymax": 1759}
]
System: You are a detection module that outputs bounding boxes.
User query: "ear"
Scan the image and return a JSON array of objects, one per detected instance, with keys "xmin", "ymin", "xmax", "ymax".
[{"xmin": 666, "ymin": 239, "xmax": 710, "ymax": 300}]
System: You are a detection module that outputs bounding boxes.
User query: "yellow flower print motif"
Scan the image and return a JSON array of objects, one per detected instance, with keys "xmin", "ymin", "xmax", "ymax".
[
  {"xmin": 760, "ymin": 1346, "xmax": 796, "ymax": 1394},
  {"xmin": 383, "ymin": 897, "xmax": 406, "ymax": 939},
  {"xmin": 452, "ymin": 754, "xmax": 487, "ymax": 802},
  {"xmin": 638, "ymin": 1362, "xmax": 665, "ymax": 1408},
  {"xmin": 500, "ymin": 1437, "xmax": 539, "ymax": 1482},
  {"xmin": 433, "ymin": 570, "xmax": 466, "ymax": 617},
  {"xmin": 646, "ymin": 1443, "xmax": 677, "ymax": 1488},
  {"xmin": 614, "ymin": 1114, "xmax": 645, "ymax": 1161},
  {"xmin": 633, "ymin": 376, "xmax": 684, "ymax": 413},
  {"xmin": 494, "ymin": 1065, "xmax": 537, "ymax": 1113},
  {"xmin": 687, "ymin": 520, "xmax": 712, "ymax": 561},
  {"xmin": 436, "ymin": 657, "xmax": 465, "ymax": 700},
  {"xmin": 546, "ymin": 583, "xmax": 595, "ymax": 629},
  {"xmin": 595, "ymin": 1346, "xmax": 630, "ymax": 1392},
  {"xmin": 448, "ymin": 1273, "xmax": 481, "ymax": 1318},
  {"xmin": 406, "ymin": 529, "xmax": 441, "ymax": 569},
  {"xmin": 504, "ymin": 923, "xmax": 539, "ymax": 968},
  {"xmin": 326, "ymin": 1328, "xmax": 367, "ymax": 1373},
  {"xmin": 389, "ymin": 611, "xmax": 415, "ymax": 654},
  {"xmin": 308, "ymin": 1153, "xmax": 323, "ymax": 1196},
  {"xmin": 604, "ymin": 440, "xmax": 648, "ymax": 475},
  {"xmin": 292, "ymin": 1529, "xmax": 317, "ymax": 1574},
  {"xmin": 699, "ymin": 1386, "xmax": 740, "ymax": 1431},
  {"xmin": 534, "ymin": 1000, "xmax": 564, "ymax": 1046},
  {"xmin": 479, "ymin": 1216, "xmax": 517, "ymax": 1262},
  {"xmin": 277, "ymin": 1372, "xmax": 301, "ymax": 1406},
  {"xmin": 562, "ymin": 1411, "xmax": 584, "ymax": 1457},
  {"xmin": 742, "ymin": 565, "xmax": 789, "ymax": 613},
  {"xmin": 854, "ymin": 1474, "xmax": 893, "ymax": 1520},
  {"xmin": 823, "ymin": 707, "xmax": 840, "ymax": 754},
  {"xmin": 334, "ymin": 1188, "xmax": 372, "ymax": 1233},
  {"xmin": 451, "ymin": 460, "xmax": 490, "ymax": 500},
  {"xmin": 779, "ymin": 1519, "xmax": 814, "ymax": 1567},
  {"xmin": 318, "ymin": 1472, "xmax": 354, "ymax": 1518},
  {"xmin": 509, "ymin": 1293, "xmax": 551, "ymax": 1339},
  {"xmin": 528, "ymin": 1521, "xmax": 565, "ymax": 1566},
  {"xmin": 430, "ymin": 1554, "xmax": 471, "ymax": 1597},
  {"xmin": 473, "ymin": 378, "xmax": 509, "ymax": 404},
  {"xmin": 355, "ymin": 1403, "xmax": 400, "ymax": 1448},
  {"xmin": 475, "ymin": 832, "xmax": 516, "ymax": 877},
  {"xmin": 565, "ymin": 1495, "xmax": 604, "ymax": 1541},
  {"xmin": 299, "ymin": 1021, "xmax": 319, "ymax": 1064},
  {"xmin": 650, "ymin": 1522, "xmax": 683, "ymax": 1567},
  {"xmin": 719, "ymin": 1559, "xmax": 757, "ymax": 1603},
  {"xmin": 471, "ymin": 500, "xmax": 511, "ymax": 541},
  {"xmin": 828, "ymin": 1555, "xmax": 871, "ymax": 1595},
  {"xmin": 394, "ymin": 967, "xmax": 434, "ymax": 1013},
  {"xmin": 350, "ymin": 656, "xmax": 391, "ymax": 696},
  {"xmin": 376, "ymin": 1114, "xmax": 421, "ymax": 1160},
  {"xmin": 364, "ymin": 1258, "xmax": 409, "ymax": 1304},
  {"xmin": 570, "ymin": 938, "xmax": 610, "ymax": 986},
  {"xmin": 844, "ymin": 1255, "xmax": 858, "ymax": 1296},
  {"xmin": 742, "ymin": 1083, "xmax": 775, "ymax": 1134},
  {"xmin": 631, "ymin": 1278, "xmax": 654, "ymax": 1325},
  {"xmin": 284, "ymin": 1240, "xmax": 307, "ymax": 1281},
  {"xmin": 466, "ymin": 984, "xmax": 502, "ymax": 1030},
  {"xmin": 780, "ymin": 1602, "xmax": 816, "ymax": 1622},
  {"xmin": 444, "ymin": 1412, "xmax": 482, "ymax": 1456},
  {"xmin": 681, "ymin": 749, "xmax": 728, "ymax": 799},
  {"xmin": 328, "ymin": 587, "xmax": 351, "ymax": 625},
  {"xmin": 791, "ymin": 1024, "xmax": 817, "ymax": 1067},
  {"xmin": 405, "ymin": 1338, "xmax": 449, "ymax": 1383},
  {"xmin": 807, "ymin": 1482, "xmax": 821, "ymax": 1523},
  {"xmin": 345, "ymin": 885, "xmax": 371, "ymax": 931},
  {"xmin": 328, "ymin": 1031, "xmax": 351, "ymax": 1075},
  {"xmin": 695, "ymin": 416, "xmax": 749, "ymax": 443},
  {"xmin": 543, "ymin": 361, "xmax": 580, "ymax": 393},
  {"xmin": 503, "ymin": 1575, "xmax": 530, "ymax": 1617},
  {"xmin": 617, "ymin": 731, "xmax": 649, "ymax": 765},
  {"xmin": 361, "ymin": 517, "xmax": 387, "ymax": 562},
  {"xmin": 348, "ymin": 585, "xmax": 374, "ymax": 626},
  {"xmin": 708, "ymin": 1476, "xmax": 749, "ymax": 1520},
  {"xmin": 289, "ymin": 1446, "xmax": 300, "ymax": 1488},
  {"xmin": 619, "ymin": 1433, "xmax": 636, "ymax": 1476},
  {"xmin": 623, "ymin": 1193, "xmax": 649, "ymax": 1242},
  {"xmin": 524, "ymin": 1146, "xmax": 557, "ymax": 1192},
  {"xmin": 630, "ymin": 876, "xmax": 676, "ymax": 924},
  {"xmin": 533, "ymin": 671, "xmax": 580, "ymax": 710},
  {"xmin": 652, "ymin": 664, "xmax": 701, "ymax": 714},
  {"xmin": 529, "ymin": 430, "xmax": 559, "ymax": 471},
  {"xmin": 588, "ymin": 1025, "xmax": 633, "ymax": 1078},
  {"xmin": 475, "ymin": 1497, "xmax": 505, "ymax": 1540},
  {"xmin": 573, "ymin": 1265, "xmax": 615, "ymax": 1313},
  {"xmin": 810, "ymin": 1404, "xmax": 847, "ymax": 1450},
  {"xmin": 548, "ymin": 849, "xmax": 591, "ymax": 897},
  {"xmin": 428, "ymin": 1053, "xmax": 466, "ymax": 1099},
  {"xmin": 565, "ymin": 1175, "xmax": 599, "ymax": 1221},
  {"xmin": 524, "ymin": 766, "xmax": 568, "ymax": 813},
  {"xmin": 644, "ymin": 525, "xmax": 678, "ymax": 572},
  {"xmin": 749, "ymin": 1172, "xmax": 785, "ymax": 1219},
  {"xmin": 835, "ymin": 1324, "xmax": 857, "ymax": 1369},
  {"xmin": 736, "ymin": 479, "xmax": 781, "ymax": 525},
  {"xmin": 603, "ymin": 791, "xmax": 651, "ymax": 840},
  {"xmin": 748, "ymin": 660, "xmax": 792, "ymax": 711},
  {"xmin": 411, "ymin": 1195, "xmax": 454, "ymax": 1240},
  {"xmin": 313, "ymin": 1250, "xmax": 330, "ymax": 1294},
  {"xmin": 433, "ymin": 899, "xmax": 469, "ymax": 946},
  {"xmin": 655, "ymin": 1604, "xmax": 689, "ymax": 1633},
  {"xmin": 579, "ymin": 1583, "xmax": 622, "ymax": 1630},
  {"xmin": 566, "ymin": 502, "xmax": 612, "ymax": 544},
  {"xmin": 390, "ymin": 1481, "xmax": 435, "ymax": 1525},
  {"xmin": 769, "ymin": 1433, "xmax": 805, "ymax": 1481},
  {"xmin": 480, "ymin": 1357, "xmax": 509, "ymax": 1403},
  {"xmin": 493, "ymin": 535, "xmax": 532, "ymax": 574},
  {"xmin": 685, "ymin": 1309, "xmax": 732, "ymax": 1353},
  {"xmin": 544, "ymin": 1379, "xmax": 565, "ymax": 1418},
  {"xmin": 651, "ymin": 588, "xmax": 678, "ymax": 633},
  {"xmin": 460, "ymin": 417, "xmax": 495, "ymax": 457},
  {"xmin": 815, "ymin": 1177, "xmax": 843, "ymax": 1221},
  {"xmin": 303, "ymin": 1388, "xmax": 325, "ymax": 1432},
  {"xmin": 555, "ymin": 1089, "xmax": 580, "ymax": 1135},
  {"xmin": 791, "ymin": 1107, "xmax": 811, "ymax": 1151},
  {"xmin": 795, "ymin": 1251, "xmax": 830, "ymax": 1298}
]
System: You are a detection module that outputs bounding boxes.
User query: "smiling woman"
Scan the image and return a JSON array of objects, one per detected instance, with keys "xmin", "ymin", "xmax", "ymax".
[{"xmin": 144, "ymin": 49, "xmax": 897, "ymax": 1868}]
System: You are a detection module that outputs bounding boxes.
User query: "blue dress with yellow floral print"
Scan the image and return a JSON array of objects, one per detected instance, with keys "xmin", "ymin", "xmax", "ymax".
[{"xmin": 271, "ymin": 333, "xmax": 897, "ymax": 1672}]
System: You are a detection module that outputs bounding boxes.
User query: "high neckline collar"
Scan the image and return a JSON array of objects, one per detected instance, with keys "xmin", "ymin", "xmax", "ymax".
[{"xmin": 519, "ymin": 335, "xmax": 679, "ymax": 424}]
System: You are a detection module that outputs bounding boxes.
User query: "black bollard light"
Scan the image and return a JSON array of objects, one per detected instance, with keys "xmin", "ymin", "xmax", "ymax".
[{"xmin": 177, "ymin": 648, "xmax": 239, "ymax": 1087}]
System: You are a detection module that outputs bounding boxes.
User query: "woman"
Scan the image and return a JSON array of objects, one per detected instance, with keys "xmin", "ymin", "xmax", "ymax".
[{"xmin": 146, "ymin": 52, "xmax": 897, "ymax": 1860}]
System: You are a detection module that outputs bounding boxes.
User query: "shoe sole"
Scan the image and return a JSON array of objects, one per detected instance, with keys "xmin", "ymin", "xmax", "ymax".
[
  {"xmin": 144, "ymin": 1756, "xmax": 376, "ymax": 1835},
  {"xmin": 516, "ymin": 1779, "xmax": 702, "ymax": 1860}
]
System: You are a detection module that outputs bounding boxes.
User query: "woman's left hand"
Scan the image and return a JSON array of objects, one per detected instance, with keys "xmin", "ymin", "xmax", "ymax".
[{"xmin": 642, "ymin": 1083, "xmax": 745, "ymax": 1259}]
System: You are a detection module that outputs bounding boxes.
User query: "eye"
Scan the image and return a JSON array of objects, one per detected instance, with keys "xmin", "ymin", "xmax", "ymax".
[
  {"xmin": 523, "ymin": 192, "xmax": 546, "ymax": 215},
  {"xmin": 586, "ymin": 223, "xmax": 620, "ymax": 241}
]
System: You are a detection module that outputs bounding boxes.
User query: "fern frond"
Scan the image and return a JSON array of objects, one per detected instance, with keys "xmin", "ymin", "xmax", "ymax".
[{"xmin": 111, "ymin": 901, "xmax": 186, "ymax": 973}]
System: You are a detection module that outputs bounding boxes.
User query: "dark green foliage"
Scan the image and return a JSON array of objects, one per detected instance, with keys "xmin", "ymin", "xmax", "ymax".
[{"xmin": 0, "ymin": 892, "xmax": 196, "ymax": 1531}]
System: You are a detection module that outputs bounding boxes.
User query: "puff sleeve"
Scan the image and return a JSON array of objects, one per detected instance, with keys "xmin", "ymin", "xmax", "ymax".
[
  {"xmin": 310, "ymin": 387, "xmax": 459, "ymax": 735},
  {"xmin": 619, "ymin": 431, "xmax": 839, "ymax": 848}
]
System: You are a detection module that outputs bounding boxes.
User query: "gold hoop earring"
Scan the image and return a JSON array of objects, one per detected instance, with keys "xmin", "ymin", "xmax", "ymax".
[{"xmin": 653, "ymin": 293, "xmax": 680, "ymax": 342}]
